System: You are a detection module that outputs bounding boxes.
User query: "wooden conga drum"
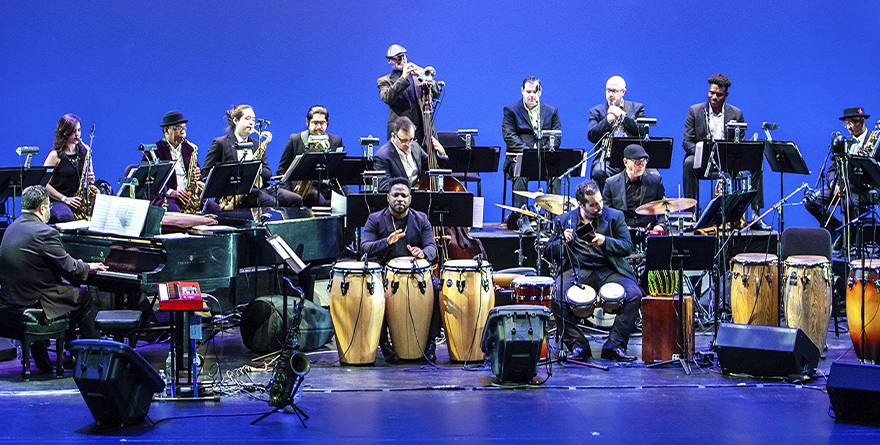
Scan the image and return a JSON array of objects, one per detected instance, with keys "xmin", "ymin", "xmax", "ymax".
[
  {"xmin": 384, "ymin": 257, "xmax": 434, "ymax": 360},
  {"xmin": 730, "ymin": 253, "xmax": 779, "ymax": 326},
  {"xmin": 440, "ymin": 259, "xmax": 494, "ymax": 362},
  {"xmin": 847, "ymin": 259, "xmax": 880, "ymax": 363},
  {"xmin": 328, "ymin": 261, "xmax": 385, "ymax": 365},
  {"xmin": 783, "ymin": 255, "xmax": 832, "ymax": 351}
]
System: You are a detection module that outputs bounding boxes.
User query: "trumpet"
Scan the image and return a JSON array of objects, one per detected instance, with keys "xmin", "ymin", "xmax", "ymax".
[{"xmin": 410, "ymin": 64, "xmax": 436, "ymax": 83}]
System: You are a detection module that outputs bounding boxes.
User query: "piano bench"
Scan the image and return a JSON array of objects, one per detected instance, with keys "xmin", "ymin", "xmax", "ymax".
[
  {"xmin": 0, "ymin": 307, "xmax": 69, "ymax": 381},
  {"xmin": 95, "ymin": 310, "xmax": 142, "ymax": 347}
]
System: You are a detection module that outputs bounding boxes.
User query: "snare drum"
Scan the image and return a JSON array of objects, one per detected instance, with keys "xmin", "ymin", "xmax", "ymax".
[
  {"xmin": 512, "ymin": 276, "xmax": 555, "ymax": 308},
  {"xmin": 847, "ymin": 259, "xmax": 880, "ymax": 363},
  {"xmin": 784, "ymin": 255, "xmax": 832, "ymax": 351},
  {"xmin": 329, "ymin": 261, "xmax": 385, "ymax": 365},
  {"xmin": 440, "ymin": 259, "xmax": 495, "ymax": 362},
  {"xmin": 729, "ymin": 253, "xmax": 779, "ymax": 327},
  {"xmin": 384, "ymin": 257, "xmax": 434, "ymax": 360},
  {"xmin": 565, "ymin": 284, "xmax": 598, "ymax": 318}
]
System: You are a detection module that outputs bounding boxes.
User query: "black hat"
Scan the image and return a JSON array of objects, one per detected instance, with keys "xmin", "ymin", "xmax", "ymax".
[
  {"xmin": 623, "ymin": 144, "xmax": 649, "ymax": 160},
  {"xmin": 840, "ymin": 107, "xmax": 870, "ymax": 121},
  {"xmin": 161, "ymin": 110, "xmax": 188, "ymax": 127}
]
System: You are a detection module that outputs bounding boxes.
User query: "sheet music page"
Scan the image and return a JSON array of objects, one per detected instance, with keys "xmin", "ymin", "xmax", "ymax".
[
  {"xmin": 281, "ymin": 154, "xmax": 305, "ymax": 182},
  {"xmin": 54, "ymin": 220, "xmax": 91, "ymax": 231},
  {"xmin": 694, "ymin": 141, "xmax": 705, "ymax": 170},
  {"xmin": 330, "ymin": 190, "xmax": 346, "ymax": 215},
  {"xmin": 511, "ymin": 153, "xmax": 523, "ymax": 177},
  {"xmin": 88, "ymin": 195, "xmax": 150, "ymax": 237},
  {"xmin": 472, "ymin": 196, "xmax": 484, "ymax": 229}
]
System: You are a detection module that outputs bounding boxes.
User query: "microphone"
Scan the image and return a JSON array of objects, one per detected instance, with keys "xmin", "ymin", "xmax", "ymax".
[
  {"xmin": 15, "ymin": 146, "xmax": 39, "ymax": 156},
  {"xmin": 257, "ymin": 118, "xmax": 271, "ymax": 126},
  {"xmin": 139, "ymin": 143, "xmax": 159, "ymax": 163},
  {"xmin": 761, "ymin": 122, "xmax": 780, "ymax": 131}
]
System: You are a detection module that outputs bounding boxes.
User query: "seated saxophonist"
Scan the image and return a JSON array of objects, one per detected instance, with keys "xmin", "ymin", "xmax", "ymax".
[
  {"xmin": 43, "ymin": 113, "xmax": 95, "ymax": 223},
  {"xmin": 146, "ymin": 111, "xmax": 221, "ymax": 214},
  {"xmin": 203, "ymin": 105, "xmax": 302, "ymax": 208},
  {"xmin": 277, "ymin": 105, "xmax": 345, "ymax": 207}
]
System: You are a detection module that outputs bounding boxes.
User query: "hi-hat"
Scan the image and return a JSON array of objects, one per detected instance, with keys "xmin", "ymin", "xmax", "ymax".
[
  {"xmin": 495, "ymin": 203, "xmax": 538, "ymax": 218},
  {"xmin": 512, "ymin": 190, "xmax": 545, "ymax": 200},
  {"xmin": 535, "ymin": 194, "xmax": 579, "ymax": 214},
  {"xmin": 635, "ymin": 198, "xmax": 698, "ymax": 215}
]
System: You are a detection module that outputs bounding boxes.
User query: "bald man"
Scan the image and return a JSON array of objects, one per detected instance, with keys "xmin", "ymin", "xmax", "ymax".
[{"xmin": 587, "ymin": 76, "xmax": 645, "ymax": 190}]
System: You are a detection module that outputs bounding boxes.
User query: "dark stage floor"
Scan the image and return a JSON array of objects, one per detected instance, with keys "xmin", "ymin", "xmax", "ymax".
[{"xmin": 2, "ymin": 316, "xmax": 880, "ymax": 444}]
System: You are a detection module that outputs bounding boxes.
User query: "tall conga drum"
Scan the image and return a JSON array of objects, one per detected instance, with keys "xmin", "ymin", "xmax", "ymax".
[
  {"xmin": 783, "ymin": 255, "xmax": 832, "ymax": 351},
  {"xmin": 329, "ymin": 261, "xmax": 385, "ymax": 365},
  {"xmin": 847, "ymin": 259, "xmax": 880, "ymax": 363},
  {"xmin": 440, "ymin": 259, "xmax": 495, "ymax": 362},
  {"xmin": 384, "ymin": 257, "xmax": 434, "ymax": 360},
  {"xmin": 729, "ymin": 253, "xmax": 779, "ymax": 326}
]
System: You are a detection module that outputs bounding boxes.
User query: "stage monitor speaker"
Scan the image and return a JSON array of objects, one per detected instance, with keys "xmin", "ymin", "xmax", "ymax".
[
  {"xmin": 715, "ymin": 323, "xmax": 819, "ymax": 377},
  {"xmin": 480, "ymin": 305, "xmax": 550, "ymax": 383},
  {"xmin": 827, "ymin": 361, "xmax": 880, "ymax": 424},
  {"xmin": 69, "ymin": 339, "xmax": 165, "ymax": 426}
]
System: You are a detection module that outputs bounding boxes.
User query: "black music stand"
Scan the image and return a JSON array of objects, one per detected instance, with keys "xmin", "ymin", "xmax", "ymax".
[
  {"xmin": 345, "ymin": 193, "xmax": 388, "ymax": 227},
  {"xmin": 410, "ymin": 191, "xmax": 474, "ymax": 228},
  {"xmin": 127, "ymin": 161, "xmax": 175, "ymax": 201},
  {"xmin": 445, "ymin": 146, "xmax": 500, "ymax": 175},
  {"xmin": 0, "ymin": 166, "xmax": 54, "ymax": 219},
  {"xmin": 200, "ymin": 161, "xmax": 262, "ymax": 203},
  {"xmin": 281, "ymin": 152, "xmax": 346, "ymax": 185},
  {"xmin": 335, "ymin": 157, "xmax": 374, "ymax": 187},
  {"xmin": 694, "ymin": 190, "xmax": 758, "ymax": 230},
  {"xmin": 695, "ymin": 141, "xmax": 765, "ymax": 180},
  {"xmin": 764, "ymin": 140, "xmax": 810, "ymax": 249},
  {"xmin": 645, "ymin": 235, "xmax": 716, "ymax": 374},
  {"xmin": 607, "ymin": 137, "xmax": 674, "ymax": 169},
  {"xmin": 514, "ymin": 148, "xmax": 585, "ymax": 182}
]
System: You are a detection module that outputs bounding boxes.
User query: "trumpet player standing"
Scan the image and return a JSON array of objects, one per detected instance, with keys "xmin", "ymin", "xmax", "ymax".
[
  {"xmin": 43, "ymin": 113, "xmax": 94, "ymax": 223},
  {"xmin": 378, "ymin": 44, "xmax": 440, "ymax": 146}
]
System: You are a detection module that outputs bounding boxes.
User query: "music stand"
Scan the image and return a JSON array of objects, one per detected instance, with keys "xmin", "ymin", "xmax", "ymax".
[
  {"xmin": 764, "ymin": 140, "xmax": 810, "ymax": 247},
  {"xmin": 694, "ymin": 190, "xmax": 758, "ymax": 230},
  {"xmin": 410, "ymin": 191, "xmax": 474, "ymax": 228},
  {"xmin": 335, "ymin": 157, "xmax": 374, "ymax": 187},
  {"xmin": 345, "ymin": 193, "xmax": 388, "ymax": 227},
  {"xmin": 281, "ymin": 152, "xmax": 346, "ymax": 184},
  {"xmin": 126, "ymin": 161, "xmax": 175, "ymax": 201},
  {"xmin": 200, "ymin": 161, "xmax": 262, "ymax": 203},
  {"xmin": 0, "ymin": 166, "xmax": 54, "ymax": 219},
  {"xmin": 513, "ymin": 148, "xmax": 585, "ymax": 182},
  {"xmin": 695, "ymin": 141, "xmax": 765, "ymax": 180},
  {"xmin": 607, "ymin": 137, "xmax": 674, "ymax": 169},
  {"xmin": 445, "ymin": 146, "xmax": 500, "ymax": 175}
]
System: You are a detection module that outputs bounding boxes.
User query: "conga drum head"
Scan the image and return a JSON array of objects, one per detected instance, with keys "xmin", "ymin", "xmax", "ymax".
[
  {"xmin": 566, "ymin": 284, "xmax": 597, "ymax": 319},
  {"xmin": 784, "ymin": 255, "xmax": 829, "ymax": 267},
  {"xmin": 387, "ymin": 256, "xmax": 431, "ymax": 271},
  {"xmin": 731, "ymin": 253, "xmax": 779, "ymax": 266},
  {"xmin": 511, "ymin": 276, "xmax": 555, "ymax": 304},
  {"xmin": 333, "ymin": 261, "xmax": 382, "ymax": 273},
  {"xmin": 599, "ymin": 282, "xmax": 625, "ymax": 314},
  {"xmin": 443, "ymin": 259, "xmax": 479, "ymax": 270}
]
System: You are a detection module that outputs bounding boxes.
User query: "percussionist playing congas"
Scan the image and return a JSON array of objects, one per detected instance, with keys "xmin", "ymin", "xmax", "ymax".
[{"xmin": 361, "ymin": 177, "xmax": 442, "ymax": 364}]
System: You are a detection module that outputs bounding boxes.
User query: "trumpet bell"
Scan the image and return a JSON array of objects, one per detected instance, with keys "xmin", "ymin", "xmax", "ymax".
[{"xmin": 422, "ymin": 66, "xmax": 436, "ymax": 81}]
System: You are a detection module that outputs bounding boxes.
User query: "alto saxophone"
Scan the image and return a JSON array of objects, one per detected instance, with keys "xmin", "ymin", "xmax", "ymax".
[
  {"xmin": 857, "ymin": 119, "xmax": 880, "ymax": 157},
  {"xmin": 180, "ymin": 140, "xmax": 205, "ymax": 214},
  {"xmin": 218, "ymin": 130, "xmax": 272, "ymax": 210},
  {"xmin": 267, "ymin": 290, "xmax": 310, "ymax": 409},
  {"xmin": 73, "ymin": 138, "xmax": 99, "ymax": 221},
  {"xmin": 291, "ymin": 137, "xmax": 330, "ymax": 199}
]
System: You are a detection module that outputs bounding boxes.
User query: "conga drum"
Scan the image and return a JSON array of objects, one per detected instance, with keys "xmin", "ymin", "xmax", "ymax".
[
  {"xmin": 783, "ymin": 255, "xmax": 832, "ymax": 351},
  {"xmin": 847, "ymin": 259, "xmax": 880, "ymax": 362},
  {"xmin": 328, "ymin": 261, "xmax": 385, "ymax": 365},
  {"xmin": 511, "ymin": 276, "xmax": 556, "ymax": 308},
  {"xmin": 565, "ymin": 284, "xmax": 598, "ymax": 318},
  {"xmin": 729, "ymin": 253, "xmax": 779, "ymax": 326},
  {"xmin": 440, "ymin": 259, "xmax": 495, "ymax": 362},
  {"xmin": 384, "ymin": 257, "xmax": 434, "ymax": 360}
]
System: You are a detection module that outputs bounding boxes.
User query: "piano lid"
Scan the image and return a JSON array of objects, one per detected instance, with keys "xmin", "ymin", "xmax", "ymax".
[{"xmin": 213, "ymin": 207, "xmax": 316, "ymax": 228}]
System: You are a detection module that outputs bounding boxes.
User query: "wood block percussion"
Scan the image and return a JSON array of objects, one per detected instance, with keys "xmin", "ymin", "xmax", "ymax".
[
  {"xmin": 384, "ymin": 257, "xmax": 434, "ymax": 360},
  {"xmin": 730, "ymin": 253, "xmax": 779, "ymax": 327},
  {"xmin": 783, "ymin": 255, "xmax": 832, "ymax": 351},
  {"xmin": 641, "ymin": 295, "xmax": 694, "ymax": 362},
  {"xmin": 847, "ymin": 259, "xmax": 880, "ymax": 363},
  {"xmin": 440, "ymin": 259, "xmax": 495, "ymax": 362},
  {"xmin": 328, "ymin": 261, "xmax": 385, "ymax": 365}
]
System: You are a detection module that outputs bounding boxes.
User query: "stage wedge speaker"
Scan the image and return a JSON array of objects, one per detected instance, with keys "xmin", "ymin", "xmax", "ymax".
[
  {"xmin": 69, "ymin": 339, "xmax": 165, "ymax": 426},
  {"xmin": 715, "ymin": 323, "xmax": 819, "ymax": 377},
  {"xmin": 828, "ymin": 361, "xmax": 880, "ymax": 424},
  {"xmin": 481, "ymin": 305, "xmax": 550, "ymax": 383}
]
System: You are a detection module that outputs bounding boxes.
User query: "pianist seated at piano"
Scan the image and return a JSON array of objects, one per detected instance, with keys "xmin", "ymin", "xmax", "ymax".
[
  {"xmin": 43, "ymin": 113, "xmax": 95, "ymax": 223},
  {"xmin": 0, "ymin": 186, "xmax": 107, "ymax": 371},
  {"xmin": 276, "ymin": 105, "xmax": 346, "ymax": 207},
  {"xmin": 147, "ymin": 110, "xmax": 222, "ymax": 214},
  {"xmin": 202, "ymin": 104, "xmax": 302, "ymax": 209}
]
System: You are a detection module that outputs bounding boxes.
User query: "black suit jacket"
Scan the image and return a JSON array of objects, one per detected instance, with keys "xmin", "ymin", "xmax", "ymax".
[
  {"xmin": 502, "ymin": 100, "xmax": 561, "ymax": 152},
  {"xmin": 546, "ymin": 206, "xmax": 636, "ymax": 281},
  {"xmin": 203, "ymin": 133, "xmax": 271, "ymax": 185},
  {"xmin": 373, "ymin": 140, "xmax": 446, "ymax": 191},
  {"xmin": 0, "ymin": 213, "xmax": 90, "ymax": 319},
  {"xmin": 682, "ymin": 102, "xmax": 745, "ymax": 156},
  {"xmin": 360, "ymin": 208, "xmax": 437, "ymax": 265},
  {"xmin": 378, "ymin": 70, "xmax": 440, "ymax": 144},
  {"xmin": 603, "ymin": 169, "xmax": 666, "ymax": 228},
  {"xmin": 276, "ymin": 131, "xmax": 344, "ymax": 177},
  {"xmin": 587, "ymin": 100, "xmax": 646, "ymax": 143},
  {"xmin": 144, "ymin": 139, "xmax": 198, "ymax": 191}
]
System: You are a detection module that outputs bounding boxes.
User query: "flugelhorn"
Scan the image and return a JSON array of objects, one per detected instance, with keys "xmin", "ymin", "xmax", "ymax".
[{"xmin": 413, "ymin": 64, "xmax": 436, "ymax": 83}]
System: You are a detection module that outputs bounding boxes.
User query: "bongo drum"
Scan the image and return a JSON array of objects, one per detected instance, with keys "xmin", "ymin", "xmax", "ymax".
[
  {"xmin": 598, "ymin": 282, "xmax": 625, "ymax": 314},
  {"xmin": 384, "ymin": 257, "xmax": 434, "ymax": 360},
  {"xmin": 512, "ymin": 276, "xmax": 556, "ymax": 308},
  {"xmin": 328, "ymin": 261, "xmax": 385, "ymax": 365},
  {"xmin": 440, "ymin": 259, "xmax": 495, "ymax": 362},
  {"xmin": 565, "ymin": 284, "xmax": 598, "ymax": 319},
  {"xmin": 847, "ymin": 259, "xmax": 880, "ymax": 363},
  {"xmin": 729, "ymin": 253, "xmax": 779, "ymax": 326},
  {"xmin": 783, "ymin": 255, "xmax": 832, "ymax": 351}
]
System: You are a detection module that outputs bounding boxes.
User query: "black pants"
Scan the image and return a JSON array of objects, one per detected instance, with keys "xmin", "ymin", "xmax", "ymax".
[
  {"xmin": 504, "ymin": 156, "xmax": 561, "ymax": 209},
  {"xmin": 590, "ymin": 158, "xmax": 622, "ymax": 193}
]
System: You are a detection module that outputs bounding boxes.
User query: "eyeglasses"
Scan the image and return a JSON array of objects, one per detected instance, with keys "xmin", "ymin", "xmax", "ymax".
[
  {"xmin": 629, "ymin": 159, "xmax": 648, "ymax": 166},
  {"xmin": 395, "ymin": 135, "xmax": 414, "ymax": 144},
  {"xmin": 169, "ymin": 126, "xmax": 187, "ymax": 132},
  {"xmin": 605, "ymin": 88, "xmax": 624, "ymax": 94}
]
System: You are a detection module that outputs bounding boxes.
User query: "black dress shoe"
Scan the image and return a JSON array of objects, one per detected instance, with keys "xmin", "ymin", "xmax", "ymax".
[
  {"xmin": 31, "ymin": 340, "xmax": 54, "ymax": 373},
  {"xmin": 567, "ymin": 347, "xmax": 592, "ymax": 362},
  {"xmin": 601, "ymin": 347, "xmax": 636, "ymax": 362},
  {"xmin": 380, "ymin": 341, "xmax": 399, "ymax": 364},
  {"xmin": 751, "ymin": 219, "xmax": 772, "ymax": 231},
  {"xmin": 424, "ymin": 341, "xmax": 437, "ymax": 363}
]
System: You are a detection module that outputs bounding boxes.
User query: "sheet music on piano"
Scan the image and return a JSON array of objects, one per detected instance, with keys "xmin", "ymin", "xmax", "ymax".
[{"xmin": 89, "ymin": 194, "xmax": 151, "ymax": 237}]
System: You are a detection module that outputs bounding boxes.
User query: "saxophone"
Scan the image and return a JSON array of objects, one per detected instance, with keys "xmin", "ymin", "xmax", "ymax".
[
  {"xmin": 180, "ymin": 140, "xmax": 205, "ymax": 214},
  {"xmin": 218, "ymin": 130, "xmax": 272, "ymax": 210},
  {"xmin": 857, "ymin": 119, "xmax": 880, "ymax": 157},
  {"xmin": 267, "ymin": 290, "xmax": 310, "ymax": 409},
  {"xmin": 291, "ymin": 136, "xmax": 330, "ymax": 199},
  {"xmin": 73, "ymin": 135, "xmax": 99, "ymax": 221}
]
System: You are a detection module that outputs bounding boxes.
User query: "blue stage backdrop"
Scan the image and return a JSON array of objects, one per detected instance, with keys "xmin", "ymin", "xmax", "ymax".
[{"xmin": 2, "ymin": 1, "xmax": 878, "ymax": 228}]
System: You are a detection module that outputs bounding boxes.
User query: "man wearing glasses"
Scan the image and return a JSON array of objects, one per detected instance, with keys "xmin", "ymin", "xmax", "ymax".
[
  {"xmin": 373, "ymin": 116, "xmax": 446, "ymax": 191},
  {"xmin": 378, "ymin": 44, "xmax": 440, "ymax": 147},
  {"xmin": 588, "ymin": 76, "xmax": 645, "ymax": 191},
  {"xmin": 602, "ymin": 144, "xmax": 666, "ymax": 232}
]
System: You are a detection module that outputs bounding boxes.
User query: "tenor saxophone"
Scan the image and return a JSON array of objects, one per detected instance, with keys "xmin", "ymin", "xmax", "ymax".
[
  {"xmin": 218, "ymin": 130, "xmax": 272, "ymax": 210},
  {"xmin": 73, "ymin": 139, "xmax": 99, "ymax": 220},
  {"xmin": 180, "ymin": 140, "xmax": 205, "ymax": 214}
]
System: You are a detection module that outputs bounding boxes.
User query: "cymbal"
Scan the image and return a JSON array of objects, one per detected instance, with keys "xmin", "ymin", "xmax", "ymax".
[
  {"xmin": 495, "ymin": 203, "xmax": 538, "ymax": 218},
  {"xmin": 635, "ymin": 198, "xmax": 698, "ymax": 216},
  {"xmin": 535, "ymin": 194, "xmax": 579, "ymax": 214},
  {"xmin": 512, "ymin": 190, "xmax": 545, "ymax": 200}
]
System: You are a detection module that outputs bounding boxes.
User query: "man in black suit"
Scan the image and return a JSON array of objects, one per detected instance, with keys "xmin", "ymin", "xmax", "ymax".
[
  {"xmin": 588, "ymin": 76, "xmax": 646, "ymax": 191},
  {"xmin": 545, "ymin": 180, "xmax": 643, "ymax": 362},
  {"xmin": 373, "ymin": 116, "xmax": 447, "ymax": 191},
  {"xmin": 502, "ymin": 76, "xmax": 562, "ymax": 209},
  {"xmin": 603, "ymin": 144, "xmax": 666, "ymax": 231},
  {"xmin": 203, "ymin": 104, "xmax": 302, "ymax": 208},
  {"xmin": 378, "ymin": 44, "xmax": 440, "ymax": 146},
  {"xmin": 361, "ymin": 177, "xmax": 441, "ymax": 363},
  {"xmin": 682, "ymin": 74, "xmax": 765, "ymax": 225},
  {"xmin": 0, "ymin": 186, "xmax": 106, "ymax": 371},
  {"xmin": 277, "ymin": 105, "xmax": 344, "ymax": 207}
]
